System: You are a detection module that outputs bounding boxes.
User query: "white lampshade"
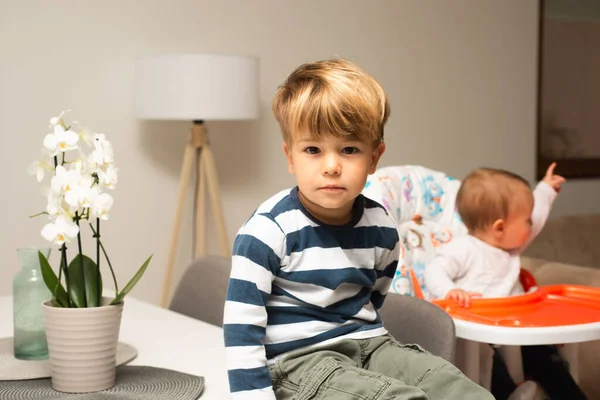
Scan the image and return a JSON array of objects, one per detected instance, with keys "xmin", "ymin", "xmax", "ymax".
[{"xmin": 134, "ymin": 53, "xmax": 259, "ymax": 121}]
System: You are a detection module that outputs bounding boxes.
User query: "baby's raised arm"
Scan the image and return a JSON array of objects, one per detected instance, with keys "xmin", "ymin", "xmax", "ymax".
[{"xmin": 516, "ymin": 163, "xmax": 563, "ymax": 254}]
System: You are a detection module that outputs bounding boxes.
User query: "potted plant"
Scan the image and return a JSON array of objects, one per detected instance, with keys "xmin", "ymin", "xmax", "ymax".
[{"xmin": 28, "ymin": 110, "xmax": 152, "ymax": 393}]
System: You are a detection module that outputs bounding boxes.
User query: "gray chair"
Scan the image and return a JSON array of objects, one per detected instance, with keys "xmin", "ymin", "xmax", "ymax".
[
  {"xmin": 169, "ymin": 255, "xmax": 231, "ymax": 327},
  {"xmin": 378, "ymin": 292, "xmax": 456, "ymax": 362},
  {"xmin": 170, "ymin": 255, "xmax": 455, "ymax": 362}
]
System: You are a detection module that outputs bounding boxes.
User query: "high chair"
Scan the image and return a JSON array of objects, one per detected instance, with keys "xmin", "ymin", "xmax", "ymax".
[{"xmin": 363, "ymin": 165, "xmax": 600, "ymax": 390}]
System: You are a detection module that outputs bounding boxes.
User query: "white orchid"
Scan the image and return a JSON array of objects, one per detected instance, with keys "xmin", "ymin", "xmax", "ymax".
[
  {"xmin": 29, "ymin": 111, "xmax": 152, "ymax": 310},
  {"xmin": 90, "ymin": 133, "xmax": 114, "ymax": 167},
  {"xmin": 64, "ymin": 175, "xmax": 99, "ymax": 209},
  {"xmin": 45, "ymin": 190, "xmax": 64, "ymax": 217},
  {"xmin": 32, "ymin": 111, "xmax": 119, "ymax": 243},
  {"xmin": 49, "ymin": 109, "xmax": 70, "ymax": 127},
  {"xmin": 69, "ymin": 157, "xmax": 85, "ymax": 172},
  {"xmin": 50, "ymin": 165, "xmax": 82, "ymax": 195},
  {"xmin": 67, "ymin": 120, "xmax": 94, "ymax": 146},
  {"xmin": 90, "ymin": 193, "xmax": 114, "ymax": 220},
  {"xmin": 27, "ymin": 151, "xmax": 53, "ymax": 182},
  {"xmin": 98, "ymin": 164, "xmax": 118, "ymax": 189},
  {"xmin": 43, "ymin": 125, "xmax": 79, "ymax": 155},
  {"xmin": 76, "ymin": 124, "xmax": 95, "ymax": 146},
  {"xmin": 41, "ymin": 214, "xmax": 80, "ymax": 245}
]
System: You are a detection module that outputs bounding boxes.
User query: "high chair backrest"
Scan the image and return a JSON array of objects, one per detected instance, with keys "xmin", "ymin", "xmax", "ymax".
[{"xmin": 363, "ymin": 165, "xmax": 467, "ymax": 298}]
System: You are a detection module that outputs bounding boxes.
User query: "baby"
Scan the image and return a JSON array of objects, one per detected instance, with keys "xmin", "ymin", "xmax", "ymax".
[{"xmin": 424, "ymin": 164, "xmax": 563, "ymax": 306}]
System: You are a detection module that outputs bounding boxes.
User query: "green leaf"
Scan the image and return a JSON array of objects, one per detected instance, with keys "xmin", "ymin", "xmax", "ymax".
[
  {"xmin": 68, "ymin": 254, "xmax": 102, "ymax": 308},
  {"xmin": 38, "ymin": 251, "xmax": 68, "ymax": 307},
  {"xmin": 110, "ymin": 255, "xmax": 152, "ymax": 305}
]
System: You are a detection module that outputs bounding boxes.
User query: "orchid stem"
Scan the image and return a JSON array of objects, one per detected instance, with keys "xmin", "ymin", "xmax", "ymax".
[
  {"xmin": 75, "ymin": 212, "xmax": 88, "ymax": 307},
  {"xmin": 96, "ymin": 218, "xmax": 101, "ymax": 305},
  {"xmin": 89, "ymin": 222, "xmax": 119, "ymax": 294},
  {"xmin": 59, "ymin": 244, "xmax": 72, "ymax": 307},
  {"xmin": 28, "ymin": 211, "xmax": 49, "ymax": 219}
]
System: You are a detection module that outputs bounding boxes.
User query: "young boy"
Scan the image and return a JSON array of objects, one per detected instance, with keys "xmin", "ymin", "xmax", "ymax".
[
  {"xmin": 223, "ymin": 59, "xmax": 493, "ymax": 400},
  {"xmin": 424, "ymin": 165, "xmax": 587, "ymax": 400}
]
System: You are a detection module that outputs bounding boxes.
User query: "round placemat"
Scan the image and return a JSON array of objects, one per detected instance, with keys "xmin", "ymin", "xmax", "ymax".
[
  {"xmin": 0, "ymin": 337, "xmax": 137, "ymax": 380},
  {"xmin": 0, "ymin": 365, "xmax": 204, "ymax": 399}
]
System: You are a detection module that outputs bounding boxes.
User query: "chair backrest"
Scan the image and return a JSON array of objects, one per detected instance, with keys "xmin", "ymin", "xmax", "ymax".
[
  {"xmin": 379, "ymin": 293, "xmax": 456, "ymax": 362},
  {"xmin": 170, "ymin": 255, "xmax": 455, "ymax": 361},
  {"xmin": 169, "ymin": 255, "xmax": 231, "ymax": 327}
]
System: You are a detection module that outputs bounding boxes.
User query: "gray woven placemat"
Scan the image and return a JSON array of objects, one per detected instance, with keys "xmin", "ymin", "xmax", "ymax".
[
  {"xmin": 0, "ymin": 365, "xmax": 204, "ymax": 399},
  {"xmin": 0, "ymin": 337, "xmax": 138, "ymax": 380}
]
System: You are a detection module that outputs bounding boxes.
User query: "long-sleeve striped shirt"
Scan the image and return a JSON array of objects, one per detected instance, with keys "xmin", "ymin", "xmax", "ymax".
[{"xmin": 223, "ymin": 187, "xmax": 400, "ymax": 399}]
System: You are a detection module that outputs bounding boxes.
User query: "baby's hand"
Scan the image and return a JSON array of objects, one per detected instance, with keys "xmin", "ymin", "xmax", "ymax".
[
  {"xmin": 543, "ymin": 162, "xmax": 566, "ymax": 193},
  {"xmin": 445, "ymin": 289, "xmax": 482, "ymax": 308}
]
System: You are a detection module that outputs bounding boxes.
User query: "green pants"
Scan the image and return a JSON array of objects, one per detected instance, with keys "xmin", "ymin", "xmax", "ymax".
[{"xmin": 268, "ymin": 334, "xmax": 494, "ymax": 400}]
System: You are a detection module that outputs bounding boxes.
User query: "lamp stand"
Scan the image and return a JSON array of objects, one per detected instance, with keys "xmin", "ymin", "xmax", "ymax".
[{"xmin": 160, "ymin": 121, "xmax": 230, "ymax": 307}]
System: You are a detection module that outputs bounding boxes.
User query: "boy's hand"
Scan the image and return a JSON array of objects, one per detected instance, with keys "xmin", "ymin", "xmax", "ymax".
[
  {"xmin": 445, "ymin": 289, "xmax": 482, "ymax": 308},
  {"xmin": 543, "ymin": 162, "xmax": 566, "ymax": 193}
]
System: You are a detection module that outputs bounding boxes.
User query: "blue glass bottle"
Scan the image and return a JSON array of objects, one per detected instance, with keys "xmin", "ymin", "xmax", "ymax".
[{"xmin": 13, "ymin": 247, "xmax": 52, "ymax": 360}]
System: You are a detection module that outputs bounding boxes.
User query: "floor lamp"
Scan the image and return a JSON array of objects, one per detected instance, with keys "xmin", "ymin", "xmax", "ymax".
[{"xmin": 134, "ymin": 54, "xmax": 259, "ymax": 307}]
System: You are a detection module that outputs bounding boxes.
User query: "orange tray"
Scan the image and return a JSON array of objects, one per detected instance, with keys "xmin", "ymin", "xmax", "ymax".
[{"xmin": 432, "ymin": 285, "xmax": 600, "ymax": 327}]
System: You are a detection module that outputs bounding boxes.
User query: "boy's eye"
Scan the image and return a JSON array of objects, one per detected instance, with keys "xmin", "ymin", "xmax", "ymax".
[
  {"xmin": 304, "ymin": 146, "xmax": 320, "ymax": 155},
  {"xmin": 341, "ymin": 147, "xmax": 359, "ymax": 155}
]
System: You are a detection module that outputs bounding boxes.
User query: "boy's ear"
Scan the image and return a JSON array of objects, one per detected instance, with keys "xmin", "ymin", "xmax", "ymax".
[
  {"xmin": 491, "ymin": 218, "xmax": 505, "ymax": 237},
  {"xmin": 283, "ymin": 142, "xmax": 295, "ymax": 174},
  {"xmin": 368, "ymin": 142, "xmax": 386, "ymax": 174}
]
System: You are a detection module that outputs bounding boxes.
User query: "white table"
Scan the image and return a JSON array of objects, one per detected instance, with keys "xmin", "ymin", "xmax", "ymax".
[
  {"xmin": 453, "ymin": 317, "xmax": 600, "ymax": 389},
  {"xmin": 0, "ymin": 295, "xmax": 230, "ymax": 399}
]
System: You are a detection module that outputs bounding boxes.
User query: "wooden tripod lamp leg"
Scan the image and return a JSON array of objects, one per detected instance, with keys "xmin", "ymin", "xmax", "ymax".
[
  {"xmin": 195, "ymin": 141, "xmax": 207, "ymax": 259},
  {"xmin": 160, "ymin": 134, "xmax": 197, "ymax": 308},
  {"xmin": 202, "ymin": 142, "xmax": 231, "ymax": 257}
]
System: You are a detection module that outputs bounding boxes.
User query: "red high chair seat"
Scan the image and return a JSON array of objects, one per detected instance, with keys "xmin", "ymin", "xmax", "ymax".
[{"xmin": 519, "ymin": 268, "xmax": 538, "ymax": 292}]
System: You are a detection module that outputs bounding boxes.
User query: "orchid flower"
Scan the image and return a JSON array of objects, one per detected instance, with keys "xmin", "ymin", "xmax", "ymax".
[
  {"xmin": 50, "ymin": 165, "xmax": 82, "ymax": 195},
  {"xmin": 49, "ymin": 109, "xmax": 71, "ymax": 127},
  {"xmin": 43, "ymin": 125, "xmax": 79, "ymax": 155},
  {"xmin": 45, "ymin": 189, "xmax": 64, "ymax": 217},
  {"xmin": 64, "ymin": 174, "xmax": 99, "ymax": 209},
  {"xmin": 41, "ymin": 214, "xmax": 79, "ymax": 245},
  {"xmin": 74, "ymin": 123, "xmax": 94, "ymax": 146},
  {"xmin": 27, "ymin": 151, "xmax": 54, "ymax": 182},
  {"xmin": 90, "ymin": 133, "xmax": 114, "ymax": 167},
  {"xmin": 90, "ymin": 193, "xmax": 114, "ymax": 220},
  {"xmin": 98, "ymin": 164, "xmax": 118, "ymax": 189}
]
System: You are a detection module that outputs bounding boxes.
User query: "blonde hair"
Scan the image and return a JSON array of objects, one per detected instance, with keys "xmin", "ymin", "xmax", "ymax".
[
  {"xmin": 272, "ymin": 58, "xmax": 390, "ymax": 145},
  {"xmin": 456, "ymin": 168, "xmax": 531, "ymax": 233}
]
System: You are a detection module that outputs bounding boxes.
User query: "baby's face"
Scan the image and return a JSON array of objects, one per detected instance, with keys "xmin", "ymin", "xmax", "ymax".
[{"xmin": 499, "ymin": 190, "xmax": 534, "ymax": 251}]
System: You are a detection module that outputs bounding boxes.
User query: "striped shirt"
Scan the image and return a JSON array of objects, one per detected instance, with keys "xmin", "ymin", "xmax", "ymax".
[{"xmin": 223, "ymin": 187, "xmax": 400, "ymax": 399}]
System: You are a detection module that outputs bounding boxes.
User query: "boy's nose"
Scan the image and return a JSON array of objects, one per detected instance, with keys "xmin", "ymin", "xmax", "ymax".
[{"xmin": 323, "ymin": 154, "xmax": 341, "ymax": 175}]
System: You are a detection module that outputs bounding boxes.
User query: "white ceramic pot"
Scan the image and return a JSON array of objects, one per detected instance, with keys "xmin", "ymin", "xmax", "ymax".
[{"xmin": 42, "ymin": 297, "xmax": 124, "ymax": 393}]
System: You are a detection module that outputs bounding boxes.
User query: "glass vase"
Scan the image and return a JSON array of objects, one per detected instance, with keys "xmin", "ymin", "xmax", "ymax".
[{"xmin": 13, "ymin": 247, "xmax": 52, "ymax": 360}]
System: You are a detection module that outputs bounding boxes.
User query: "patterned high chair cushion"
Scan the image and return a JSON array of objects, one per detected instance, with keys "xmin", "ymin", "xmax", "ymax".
[{"xmin": 363, "ymin": 165, "xmax": 468, "ymax": 298}]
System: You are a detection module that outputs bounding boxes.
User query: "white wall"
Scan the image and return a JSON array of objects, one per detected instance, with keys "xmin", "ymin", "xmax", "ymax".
[{"xmin": 1, "ymin": 0, "xmax": 550, "ymax": 304}]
